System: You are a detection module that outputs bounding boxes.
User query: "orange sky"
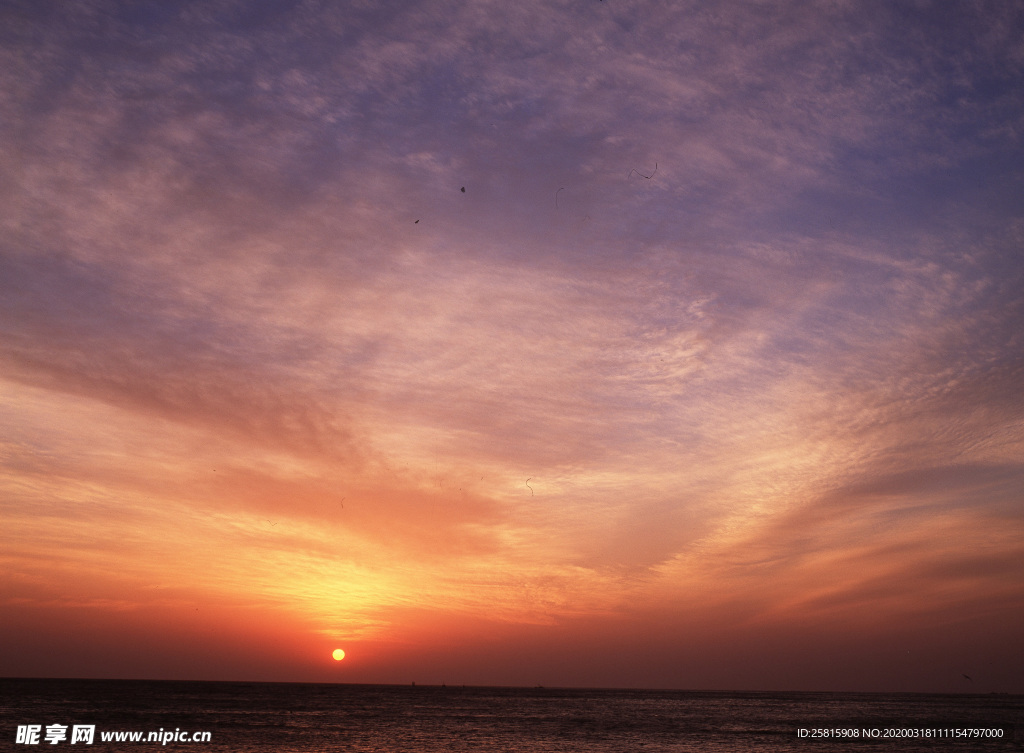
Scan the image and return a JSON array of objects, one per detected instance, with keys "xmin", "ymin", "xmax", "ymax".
[{"xmin": 2, "ymin": 1, "xmax": 1023, "ymax": 692}]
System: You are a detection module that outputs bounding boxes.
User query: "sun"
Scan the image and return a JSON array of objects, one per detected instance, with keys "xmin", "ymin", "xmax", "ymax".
[{"xmin": 332, "ymin": 648, "xmax": 346, "ymax": 661}]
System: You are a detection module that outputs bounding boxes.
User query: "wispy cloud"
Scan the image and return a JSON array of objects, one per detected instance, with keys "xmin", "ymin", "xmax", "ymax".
[{"xmin": 1, "ymin": 0, "xmax": 1022, "ymax": 689}]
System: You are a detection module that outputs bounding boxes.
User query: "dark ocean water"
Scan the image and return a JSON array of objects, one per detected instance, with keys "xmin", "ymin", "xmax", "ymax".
[{"xmin": 1, "ymin": 679, "xmax": 1021, "ymax": 752}]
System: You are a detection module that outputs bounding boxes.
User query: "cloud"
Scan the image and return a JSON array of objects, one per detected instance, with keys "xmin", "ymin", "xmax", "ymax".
[{"xmin": 1, "ymin": 0, "xmax": 1022, "ymax": 688}]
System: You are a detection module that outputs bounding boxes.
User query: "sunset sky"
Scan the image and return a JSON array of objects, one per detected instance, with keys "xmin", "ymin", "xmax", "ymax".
[{"xmin": 2, "ymin": 0, "xmax": 1023, "ymax": 693}]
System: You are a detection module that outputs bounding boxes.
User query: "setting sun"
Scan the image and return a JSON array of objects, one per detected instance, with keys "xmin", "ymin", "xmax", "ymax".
[{"xmin": 332, "ymin": 649, "xmax": 346, "ymax": 662}]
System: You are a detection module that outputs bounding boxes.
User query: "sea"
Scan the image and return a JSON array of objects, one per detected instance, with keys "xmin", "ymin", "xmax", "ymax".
[{"xmin": 1, "ymin": 679, "xmax": 1021, "ymax": 752}]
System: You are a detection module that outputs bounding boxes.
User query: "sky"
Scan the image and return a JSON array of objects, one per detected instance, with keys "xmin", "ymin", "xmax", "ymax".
[{"xmin": 2, "ymin": 0, "xmax": 1023, "ymax": 693}]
